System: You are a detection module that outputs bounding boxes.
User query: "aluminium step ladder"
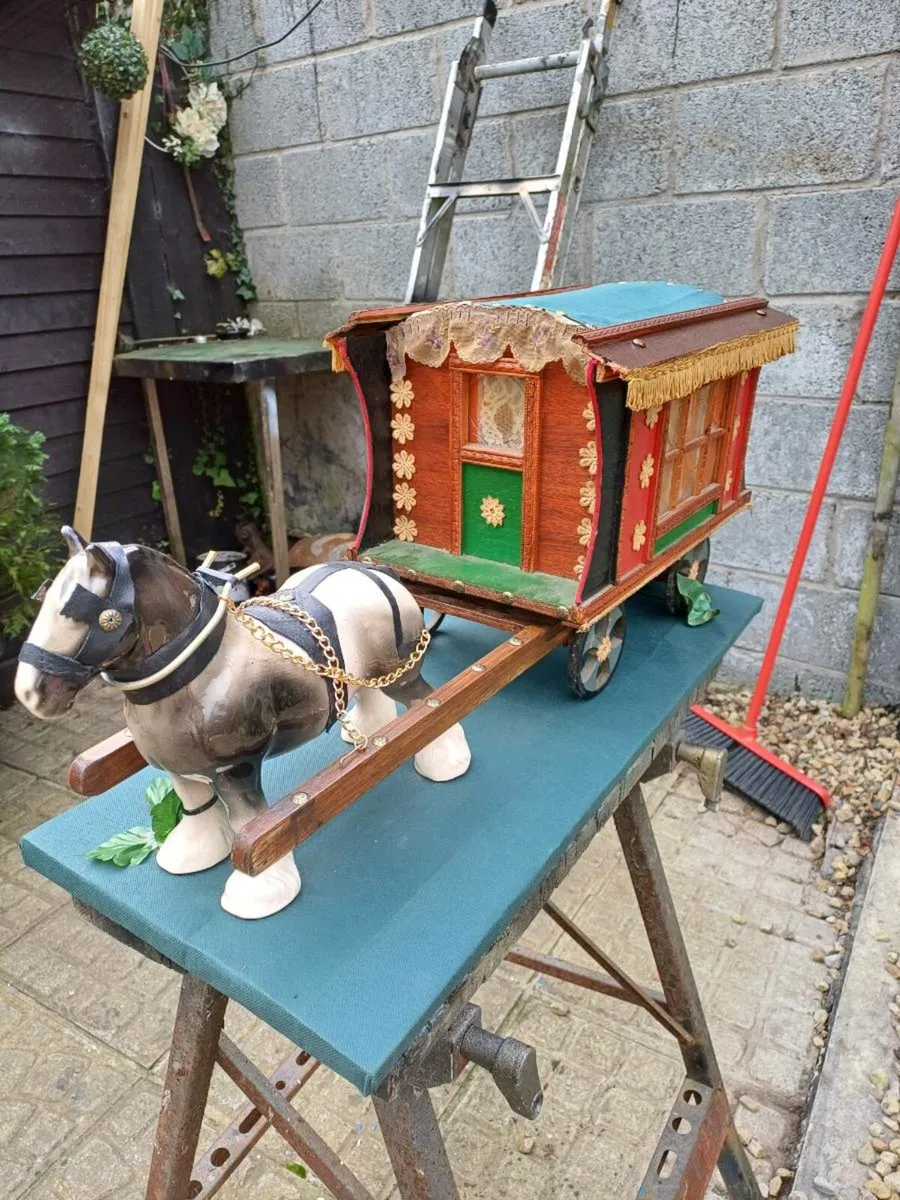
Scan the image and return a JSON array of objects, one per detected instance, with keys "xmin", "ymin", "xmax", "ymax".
[{"xmin": 405, "ymin": 0, "xmax": 620, "ymax": 304}]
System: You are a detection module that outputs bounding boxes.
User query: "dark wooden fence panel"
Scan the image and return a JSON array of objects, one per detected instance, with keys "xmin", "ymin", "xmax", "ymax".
[
  {"xmin": 0, "ymin": 0, "xmax": 162, "ymax": 544},
  {"xmin": 1, "ymin": 0, "xmax": 247, "ymax": 558}
]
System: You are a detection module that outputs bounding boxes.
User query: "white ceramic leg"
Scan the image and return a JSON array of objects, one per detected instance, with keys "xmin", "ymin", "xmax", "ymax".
[
  {"xmin": 340, "ymin": 687, "xmax": 398, "ymax": 744},
  {"xmin": 414, "ymin": 722, "xmax": 472, "ymax": 782},
  {"xmin": 155, "ymin": 776, "xmax": 233, "ymax": 875},
  {"xmin": 220, "ymin": 854, "xmax": 301, "ymax": 920}
]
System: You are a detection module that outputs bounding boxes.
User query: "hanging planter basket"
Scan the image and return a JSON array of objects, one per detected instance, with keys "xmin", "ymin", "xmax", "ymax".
[{"xmin": 79, "ymin": 19, "xmax": 149, "ymax": 100}]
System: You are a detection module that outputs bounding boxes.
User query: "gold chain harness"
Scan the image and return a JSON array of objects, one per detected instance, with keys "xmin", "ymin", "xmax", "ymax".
[{"xmin": 223, "ymin": 595, "xmax": 431, "ymax": 752}]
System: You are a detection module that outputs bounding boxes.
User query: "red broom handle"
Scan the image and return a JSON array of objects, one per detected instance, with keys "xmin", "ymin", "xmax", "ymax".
[{"xmin": 742, "ymin": 196, "xmax": 900, "ymax": 736}]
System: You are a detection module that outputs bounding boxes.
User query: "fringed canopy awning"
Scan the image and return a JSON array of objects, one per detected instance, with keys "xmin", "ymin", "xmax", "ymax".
[
  {"xmin": 326, "ymin": 284, "xmax": 799, "ymax": 412},
  {"xmin": 384, "ymin": 302, "xmax": 589, "ymax": 384}
]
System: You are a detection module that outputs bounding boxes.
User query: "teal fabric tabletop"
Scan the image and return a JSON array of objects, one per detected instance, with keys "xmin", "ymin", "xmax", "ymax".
[
  {"xmin": 487, "ymin": 280, "xmax": 724, "ymax": 329},
  {"xmin": 20, "ymin": 585, "xmax": 759, "ymax": 1094}
]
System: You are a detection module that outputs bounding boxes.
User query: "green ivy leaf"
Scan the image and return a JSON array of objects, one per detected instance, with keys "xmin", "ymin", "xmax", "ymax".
[
  {"xmin": 284, "ymin": 1163, "xmax": 307, "ymax": 1178},
  {"xmin": 675, "ymin": 575, "xmax": 720, "ymax": 627},
  {"xmin": 211, "ymin": 467, "xmax": 235, "ymax": 488},
  {"xmin": 151, "ymin": 480, "xmax": 162, "ymax": 502},
  {"xmin": 87, "ymin": 827, "xmax": 157, "ymax": 867},
  {"xmin": 150, "ymin": 790, "xmax": 184, "ymax": 844},
  {"xmin": 145, "ymin": 776, "xmax": 172, "ymax": 808}
]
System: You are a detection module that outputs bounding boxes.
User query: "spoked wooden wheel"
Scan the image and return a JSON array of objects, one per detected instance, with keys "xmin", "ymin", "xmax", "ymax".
[
  {"xmin": 664, "ymin": 538, "xmax": 711, "ymax": 616},
  {"xmin": 567, "ymin": 605, "xmax": 627, "ymax": 700}
]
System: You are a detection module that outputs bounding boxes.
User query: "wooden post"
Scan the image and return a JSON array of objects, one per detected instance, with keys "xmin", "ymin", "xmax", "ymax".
[
  {"xmin": 73, "ymin": 0, "xmax": 166, "ymax": 539},
  {"xmin": 843, "ymin": 350, "xmax": 900, "ymax": 716},
  {"xmin": 143, "ymin": 379, "xmax": 187, "ymax": 565},
  {"xmin": 248, "ymin": 379, "xmax": 291, "ymax": 585}
]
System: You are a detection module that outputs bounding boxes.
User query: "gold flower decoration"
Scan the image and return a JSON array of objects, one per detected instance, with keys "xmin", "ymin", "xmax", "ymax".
[
  {"xmin": 644, "ymin": 406, "xmax": 661, "ymax": 430},
  {"xmin": 390, "ymin": 379, "xmax": 415, "ymax": 409},
  {"xmin": 579, "ymin": 481, "xmax": 596, "ymax": 515},
  {"xmin": 480, "ymin": 496, "xmax": 505, "ymax": 527},
  {"xmin": 724, "ymin": 468, "xmax": 733, "ymax": 493},
  {"xmin": 639, "ymin": 454, "xmax": 655, "ymax": 489},
  {"xmin": 392, "ymin": 450, "xmax": 416, "ymax": 479},
  {"xmin": 394, "ymin": 515, "xmax": 418, "ymax": 542},
  {"xmin": 582, "ymin": 402, "xmax": 596, "ymax": 433},
  {"xmin": 391, "ymin": 412, "xmax": 415, "ymax": 444},
  {"xmin": 577, "ymin": 516, "xmax": 593, "ymax": 546},
  {"xmin": 688, "ymin": 559, "xmax": 701, "ymax": 581},
  {"xmin": 574, "ymin": 554, "xmax": 585, "ymax": 580},
  {"xmin": 632, "ymin": 520, "xmax": 647, "ymax": 552},
  {"xmin": 393, "ymin": 482, "xmax": 417, "ymax": 512},
  {"xmin": 579, "ymin": 440, "xmax": 598, "ymax": 476}
]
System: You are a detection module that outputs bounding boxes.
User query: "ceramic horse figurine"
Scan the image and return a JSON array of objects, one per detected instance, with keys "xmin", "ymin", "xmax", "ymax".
[{"xmin": 15, "ymin": 528, "xmax": 471, "ymax": 919}]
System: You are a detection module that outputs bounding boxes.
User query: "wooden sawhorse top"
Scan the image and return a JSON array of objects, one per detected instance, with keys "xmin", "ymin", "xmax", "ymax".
[{"xmin": 21, "ymin": 587, "xmax": 764, "ymax": 1198}]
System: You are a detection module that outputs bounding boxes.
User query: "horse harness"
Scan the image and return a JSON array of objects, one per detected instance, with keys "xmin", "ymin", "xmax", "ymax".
[
  {"xmin": 237, "ymin": 561, "xmax": 419, "ymax": 732},
  {"xmin": 19, "ymin": 542, "xmax": 139, "ymax": 687},
  {"xmin": 20, "ymin": 548, "xmax": 429, "ymax": 740}
]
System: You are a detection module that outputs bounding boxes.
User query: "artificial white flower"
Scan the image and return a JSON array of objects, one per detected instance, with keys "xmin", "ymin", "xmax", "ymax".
[
  {"xmin": 187, "ymin": 81, "xmax": 227, "ymax": 131},
  {"xmin": 172, "ymin": 106, "xmax": 219, "ymax": 157}
]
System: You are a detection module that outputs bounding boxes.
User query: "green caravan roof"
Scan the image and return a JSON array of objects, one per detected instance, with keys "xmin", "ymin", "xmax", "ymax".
[{"xmin": 486, "ymin": 280, "xmax": 725, "ymax": 329}]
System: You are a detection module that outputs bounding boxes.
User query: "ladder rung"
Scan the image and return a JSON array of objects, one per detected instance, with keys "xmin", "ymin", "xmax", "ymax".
[
  {"xmin": 473, "ymin": 49, "xmax": 580, "ymax": 81},
  {"xmin": 427, "ymin": 176, "xmax": 560, "ymax": 199}
]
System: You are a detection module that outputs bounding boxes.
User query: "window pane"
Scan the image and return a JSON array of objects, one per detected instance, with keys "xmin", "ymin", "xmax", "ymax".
[
  {"xmin": 687, "ymin": 386, "xmax": 709, "ymax": 441},
  {"xmin": 665, "ymin": 397, "xmax": 683, "ymax": 452},
  {"xmin": 659, "ymin": 458, "xmax": 675, "ymax": 512},
  {"xmin": 678, "ymin": 448, "xmax": 700, "ymax": 503},
  {"xmin": 472, "ymin": 374, "xmax": 525, "ymax": 453}
]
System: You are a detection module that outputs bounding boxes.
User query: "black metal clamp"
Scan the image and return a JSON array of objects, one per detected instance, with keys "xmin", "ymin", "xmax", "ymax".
[
  {"xmin": 407, "ymin": 1003, "xmax": 543, "ymax": 1120},
  {"xmin": 643, "ymin": 739, "xmax": 728, "ymax": 811}
]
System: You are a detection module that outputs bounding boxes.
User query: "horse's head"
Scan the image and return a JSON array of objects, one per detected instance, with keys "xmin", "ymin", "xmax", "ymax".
[{"xmin": 15, "ymin": 526, "xmax": 139, "ymax": 719}]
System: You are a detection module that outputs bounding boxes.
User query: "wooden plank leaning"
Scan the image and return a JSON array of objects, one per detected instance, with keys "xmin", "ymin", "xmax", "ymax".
[{"xmin": 73, "ymin": 0, "xmax": 166, "ymax": 539}]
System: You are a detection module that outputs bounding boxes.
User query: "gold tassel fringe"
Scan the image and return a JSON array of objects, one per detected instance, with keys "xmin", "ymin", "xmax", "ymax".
[{"xmin": 619, "ymin": 322, "xmax": 799, "ymax": 411}]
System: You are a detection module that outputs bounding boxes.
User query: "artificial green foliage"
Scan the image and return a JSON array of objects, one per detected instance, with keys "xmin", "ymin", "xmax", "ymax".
[
  {"xmin": 212, "ymin": 125, "xmax": 258, "ymax": 302},
  {"xmin": 79, "ymin": 20, "xmax": 149, "ymax": 100},
  {"xmin": 88, "ymin": 776, "xmax": 184, "ymax": 867},
  {"xmin": 193, "ymin": 414, "xmax": 265, "ymax": 526},
  {"xmin": 87, "ymin": 827, "xmax": 158, "ymax": 867},
  {"xmin": 675, "ymin": 574, "xmax": 720, "ymax": 627},
  {"xmin": 0, "ymin": 414, "xmax": 61, "ymax": 639}
]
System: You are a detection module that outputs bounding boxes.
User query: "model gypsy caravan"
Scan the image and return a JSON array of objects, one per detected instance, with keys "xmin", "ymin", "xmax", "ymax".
[{"xmin": 326, "ymin": 281, "xmax": 797, "ymax": 697}]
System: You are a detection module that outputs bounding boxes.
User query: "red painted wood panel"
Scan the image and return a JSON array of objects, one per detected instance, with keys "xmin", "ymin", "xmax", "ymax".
[
  {"xmin": 402, "ymin": 360, "xmax": 453, "ymax": 552},
  {"xmin": 617, "ymin": 401, "xmax": 663, "ymax": 579},
  {"xmin": 722, "ymin": 368, "xmax": 758, "ymax": 506}
]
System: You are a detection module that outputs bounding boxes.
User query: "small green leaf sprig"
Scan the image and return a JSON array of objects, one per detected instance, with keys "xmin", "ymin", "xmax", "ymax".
[
  {"xmin": 676, "ymin": 575, "xmax": 720, "ymax": 627},
  {"xmin": 87, "ymin": 776, "xmax": 184, "ymax": 867}
]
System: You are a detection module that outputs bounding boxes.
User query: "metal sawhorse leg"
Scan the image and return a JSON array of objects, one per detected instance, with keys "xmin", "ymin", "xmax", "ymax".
[{"xmin": 86, "ymin": 767, "xmax": 760, "ymax": 1199}]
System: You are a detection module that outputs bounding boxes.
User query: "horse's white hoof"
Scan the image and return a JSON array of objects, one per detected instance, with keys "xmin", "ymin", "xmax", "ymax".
[
  {"xmin": 156, "ymin": 803, "xmax": 233, "ymax": 874},
  {"xmin": 220, "ymin": 855, "xmax": 301, "ymax": 919},
  {"xmin": 414, "ymin": 723, "xmax": 471, "ymax": 782}
]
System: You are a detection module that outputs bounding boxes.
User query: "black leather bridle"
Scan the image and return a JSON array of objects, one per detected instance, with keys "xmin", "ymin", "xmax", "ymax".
[{"xmin": 18, "ymin": 542, "xmax": 138, "ymax": 685}]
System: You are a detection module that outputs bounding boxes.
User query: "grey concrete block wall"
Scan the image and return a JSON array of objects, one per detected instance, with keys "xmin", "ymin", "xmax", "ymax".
[{"xmin": 210, "ymin": 0, "xmax": 900, "ymax": 703}]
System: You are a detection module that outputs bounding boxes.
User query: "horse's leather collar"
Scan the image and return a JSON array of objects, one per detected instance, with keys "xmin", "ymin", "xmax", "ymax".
[{"xmin": 104, "ymin": 579, "xmax": 224, "ymax": 705}]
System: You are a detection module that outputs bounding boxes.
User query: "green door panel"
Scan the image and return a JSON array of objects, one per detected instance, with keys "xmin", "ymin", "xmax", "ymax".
[{"xmin": 461, "ymin": 462, "xmax": 523, "ymax": 566}]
